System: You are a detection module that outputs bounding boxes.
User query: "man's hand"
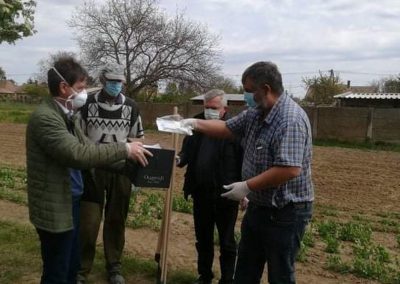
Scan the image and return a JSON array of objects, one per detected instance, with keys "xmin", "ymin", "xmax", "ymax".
[
  {"xmin": 126, "ymin": 141, "xmax": 153, "ymax": 167},
  {"xmin": 181, "ymin": 118, "xmax": 197, "ymax": 130},
  {"xmin": 221, "ymin": 181, "xmax": 250, "ymax": 201}
]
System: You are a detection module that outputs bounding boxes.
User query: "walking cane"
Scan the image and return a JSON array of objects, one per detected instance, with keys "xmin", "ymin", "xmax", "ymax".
[{"xmin": 155, "ymin": 106, "xmax": 180, "ymax": 284}]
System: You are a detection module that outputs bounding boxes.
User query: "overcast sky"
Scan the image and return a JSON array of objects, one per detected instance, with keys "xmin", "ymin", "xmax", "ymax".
[{"xmin": 1, "ymin": 0, "xmax": 400, "ymax": 97}]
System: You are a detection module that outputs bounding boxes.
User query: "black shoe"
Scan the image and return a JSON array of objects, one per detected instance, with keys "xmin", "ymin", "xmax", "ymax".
[{"xmin": 193, "ymin": 276, "xmax": 212, "ymax": 284}]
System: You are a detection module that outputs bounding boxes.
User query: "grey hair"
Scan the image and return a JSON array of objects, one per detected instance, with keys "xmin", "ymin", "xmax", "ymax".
[
  {"xmin": 241, "ymin": 61, "xmax": 284, "ymax": 94},
  {"xmin": 203, "ymin": 89, "xmax": 227, "ymax": 106}
]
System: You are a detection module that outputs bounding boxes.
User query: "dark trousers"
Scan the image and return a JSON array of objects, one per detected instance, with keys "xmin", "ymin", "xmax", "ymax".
[
  {"xmin": 79, "ymin": 169, "xmax": 132, "ymax": 278},
  {"xmin": 36, "ymin": 196, "xmax": 81, "ymax": 284},
  {"xmin": 193, "ymin": 193, "xmax": 239, "ymax": 283},
  {"xmin": 234, "ymin": 202, "xmax": 312, "ymax": 284}
]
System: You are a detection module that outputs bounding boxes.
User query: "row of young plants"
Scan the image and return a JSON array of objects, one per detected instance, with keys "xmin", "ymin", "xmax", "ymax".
[
  {"xmin": 298, "ymin": 210, "xmax": 400, "ymax": 284},
  {"xmin": 0, "ymin": 166, "xmax": 194, "ymax": 228},
  {"xmin": 2, "ymin": 165, "xmax": 400, "ymax": 283}
]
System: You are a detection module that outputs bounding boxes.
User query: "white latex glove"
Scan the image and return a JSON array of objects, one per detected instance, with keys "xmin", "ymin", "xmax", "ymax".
[
  {"xmin": 126, "ymin": 141, "xmax": 153, "ymax": 167},
  {"xmin": 240, "ymin": 197, "xmax": 249, "ymax": 211},
  {"xmin": 221, "ymin": 181, "xmax": 250, "ymax": 201},
  {"xmin": 181, "ymin": 118, "xmax": 197, "ymax": 131}
]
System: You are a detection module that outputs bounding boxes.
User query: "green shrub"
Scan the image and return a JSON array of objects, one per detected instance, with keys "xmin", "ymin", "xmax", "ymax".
[
  {"xmin": 302, "ymin": 226, "xmax": 315, "ymax": 248},
  {"xmin": 317, "ymin": 220, "xmax": 339, "ymax": 239},
  {"xmin": 339, "ymin": 222, "xmax": 372, "ymax": 243},
  {"xmin": 326, "ymin": 255, "xmax": 351, "ymax": 274},
  {"xmin": 296, "ymin": 242, "xmax": 308, "ymax": 262},
  {"xmin": 172, "ymin": 196, "xmax": 193, "ymax": 214},
  {"xmin": 325, "ymin": 234, "xmax": 340, "ymax": 254}
]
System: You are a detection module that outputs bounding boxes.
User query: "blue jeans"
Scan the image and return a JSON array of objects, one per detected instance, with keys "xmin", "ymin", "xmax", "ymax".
[
  {"xmin": 36, "ymin": 196, "xmax": 81, "ymax": 284},
  {"xmin": 234, "ymin": 202, "xmax": 313, "ymax": 284}
]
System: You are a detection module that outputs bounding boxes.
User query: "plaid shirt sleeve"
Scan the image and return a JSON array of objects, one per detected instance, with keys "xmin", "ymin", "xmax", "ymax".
[
  {"xmin": 272, "ymin": 121, "xmax": 307, "ymax": 167},
  {"xmin": 226, "ymin": 109, "xmax": 248, "ymax": 137}
]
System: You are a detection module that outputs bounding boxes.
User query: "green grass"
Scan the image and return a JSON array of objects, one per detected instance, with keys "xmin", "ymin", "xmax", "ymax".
[
  {"xmin": 314, "ymin": 138, "xmax": 400, "ymax": 153},
  {"xmin": 0, "ymin": 167, "xmax": 27, "ymax": 205},
  {"xmin": 0, "ymin": 220, "xmax": 41, "ymax": 283},
  {"xmin": 0, "ymin": 220, "xmax": 196, "ymax": 284},
  {"xmin": 0, "ymin": 102, "xmax": 36, "ymax": 124}
]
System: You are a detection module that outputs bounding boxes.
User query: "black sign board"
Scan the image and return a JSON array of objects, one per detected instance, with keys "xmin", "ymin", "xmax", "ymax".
[{"xmin": 130, "ymin": 148, "xmax": 175, "ymax": 188}]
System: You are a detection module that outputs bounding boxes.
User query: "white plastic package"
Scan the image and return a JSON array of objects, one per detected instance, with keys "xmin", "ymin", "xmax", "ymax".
[{"xmin": 156, "ymin": 115, "xmax": 193, "ymax": 135}]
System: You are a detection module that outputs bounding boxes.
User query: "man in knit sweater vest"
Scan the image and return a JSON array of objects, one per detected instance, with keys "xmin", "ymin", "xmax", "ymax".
[{"xmin": 77, "ymin": 65, "xmax": 143, "ymax": 284}]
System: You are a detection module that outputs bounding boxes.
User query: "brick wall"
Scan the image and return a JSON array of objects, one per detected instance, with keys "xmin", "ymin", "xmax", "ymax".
[{"xmin": 138, "ymin": 103, "xmax": 400, "ymax": 143}]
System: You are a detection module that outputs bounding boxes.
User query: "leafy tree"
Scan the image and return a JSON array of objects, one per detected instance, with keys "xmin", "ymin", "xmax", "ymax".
[
  {"xmin": 0, "ymin": 66, "xmax": 6, "ymax": 80},
  {"xmin": 165, "ymin": 82, "xmax": 179, "ymax": 96},
  {"xmin": 69, "ymin": 0, "xmax": 221, "ymax": 97},
  {"xmin": 0, "ymin": 0, "xmax": 36, "ymax": 44},
  {"xmin": 303, "ymin": 71, "xmax": 346, "ymax": 105},
  {"xmin": 23, "ymin": 83, "xmax": 48, "ymax": 97},
  {"xmin": 373, "ymin": 76, "xmax": 400, "ymax": 93}
]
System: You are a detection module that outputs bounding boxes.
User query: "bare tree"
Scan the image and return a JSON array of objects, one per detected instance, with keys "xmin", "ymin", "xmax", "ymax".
[
  {"xmin": 69, "ymin": 0, "xmax": 221, "ymax": 97},
  {"xmin": 35, "ymin": 51, "xmax": 78, "ymax": 83},
  {"xmin": 206, "ymin": 75, "xmax": 241, "ymax": 94}
]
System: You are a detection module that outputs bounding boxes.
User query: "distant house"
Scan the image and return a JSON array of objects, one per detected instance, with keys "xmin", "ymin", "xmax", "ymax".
[
  {"xmin": 334, "ymin": 92, "xmax": 400, "ymax": 108},
  {"xmin": 190, "ymin": 94, "xmax": 245, "ymax": 106},
  {"xmin": 304, "ymin": 81, "xmax": 378, "ymax": 106},
  {"xmin": 0, "ymin": 80, "xmax": 27, "ymax": 102}
]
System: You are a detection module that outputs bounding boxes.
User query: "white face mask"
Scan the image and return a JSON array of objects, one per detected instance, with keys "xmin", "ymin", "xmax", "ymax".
[
  {"xmin": 204, "ymin": 108, "xmax": 221, "ymax": 120},
  {"xmin": 67, "ymin": 89, "xmax": 88, "ymax": 110},
  {"xmin": 51, "ymin": 66, "xmax": 87, "ymax": 110}
]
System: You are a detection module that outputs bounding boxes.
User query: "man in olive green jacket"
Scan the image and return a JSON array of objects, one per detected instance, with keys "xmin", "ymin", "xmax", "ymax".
[{"xmin": 26, "ymin": 56, "xmax": 151, "ymax": 284}]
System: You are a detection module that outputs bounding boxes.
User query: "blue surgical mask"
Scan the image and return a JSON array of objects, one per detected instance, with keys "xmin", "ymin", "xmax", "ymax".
[
  {"xmin": 105, "ymin": 81, "xmax": 123, "ymax": 97},
  {"xmin": 244, "ymin": 91, "xmax": 257, "ymax": 108}
]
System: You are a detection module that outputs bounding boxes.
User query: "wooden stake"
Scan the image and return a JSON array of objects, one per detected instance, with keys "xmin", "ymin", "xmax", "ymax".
[{"xmin": 157, "ymin": 106, "xmax": 179, "ymax": 284}]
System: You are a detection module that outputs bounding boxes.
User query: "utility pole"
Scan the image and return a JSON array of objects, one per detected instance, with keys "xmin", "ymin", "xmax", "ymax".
[{"xmin": 329, "ymin": 69, "xmax": 334, "ymax": 80}]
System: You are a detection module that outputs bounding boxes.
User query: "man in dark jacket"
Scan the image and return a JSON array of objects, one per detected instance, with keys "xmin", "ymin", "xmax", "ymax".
[{"xmin": 177, "ymin": 89, "xmax": 242, "ymax": 284}]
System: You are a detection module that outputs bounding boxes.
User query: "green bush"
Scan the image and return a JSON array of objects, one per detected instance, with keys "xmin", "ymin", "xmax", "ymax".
[
  {"xmin": 325, "ymin": 234, "xmax": 340, "ymax": 254},
  {"xmin": 302, "ymin": 226, "xmax": 316, "ymax": 248},
  {"xmin": 172, "ymin": 196, "xmax": 193, "ymax": 214},
  {"xmin": 339, "ymin": 222, "xmax": 372, "ymax": 243},
  {"xmin": 317, "ymin": 220, "xmax": 339, "ymax": 239},
  {"xmin": 326, "ymin": 255, "xmax": 351, "ymax": 274},
  {"xmin": 296, "ymin": 242, "xmax": 308, "ymax": 262}
]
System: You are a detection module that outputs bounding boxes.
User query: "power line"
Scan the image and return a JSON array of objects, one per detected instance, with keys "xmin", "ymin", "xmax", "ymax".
[{"xmin": 335, "ymin": 70, "xmax": 397, "ymax": 76}]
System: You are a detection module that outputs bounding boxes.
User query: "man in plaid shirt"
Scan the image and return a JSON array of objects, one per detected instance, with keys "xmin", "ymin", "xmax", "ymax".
[{"xmin": 182, "ymin": 61, "xmax": 313, "ymax": 284}]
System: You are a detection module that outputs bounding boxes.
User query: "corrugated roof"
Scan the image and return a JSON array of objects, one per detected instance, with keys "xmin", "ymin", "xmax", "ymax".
[
  {"xmin": 191, "ymin": 94, "xmax": 244, "ymax": 101},
  {"xmin": 334, "ymin": 92, "xmax": 400, "ymax": 100}
]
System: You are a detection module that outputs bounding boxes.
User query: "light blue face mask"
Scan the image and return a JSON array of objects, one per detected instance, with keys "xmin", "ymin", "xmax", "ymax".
[
  {"xmin": 244, "ymin": 91, "xmax": 257, "ymax": 107},
  {"xmin": 105, "ymin": 81, "xmax": 123, "ymax": 97},
  {"xmin": 204, "ymin": 108, "xmax": 220, "ymax": 120}
]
